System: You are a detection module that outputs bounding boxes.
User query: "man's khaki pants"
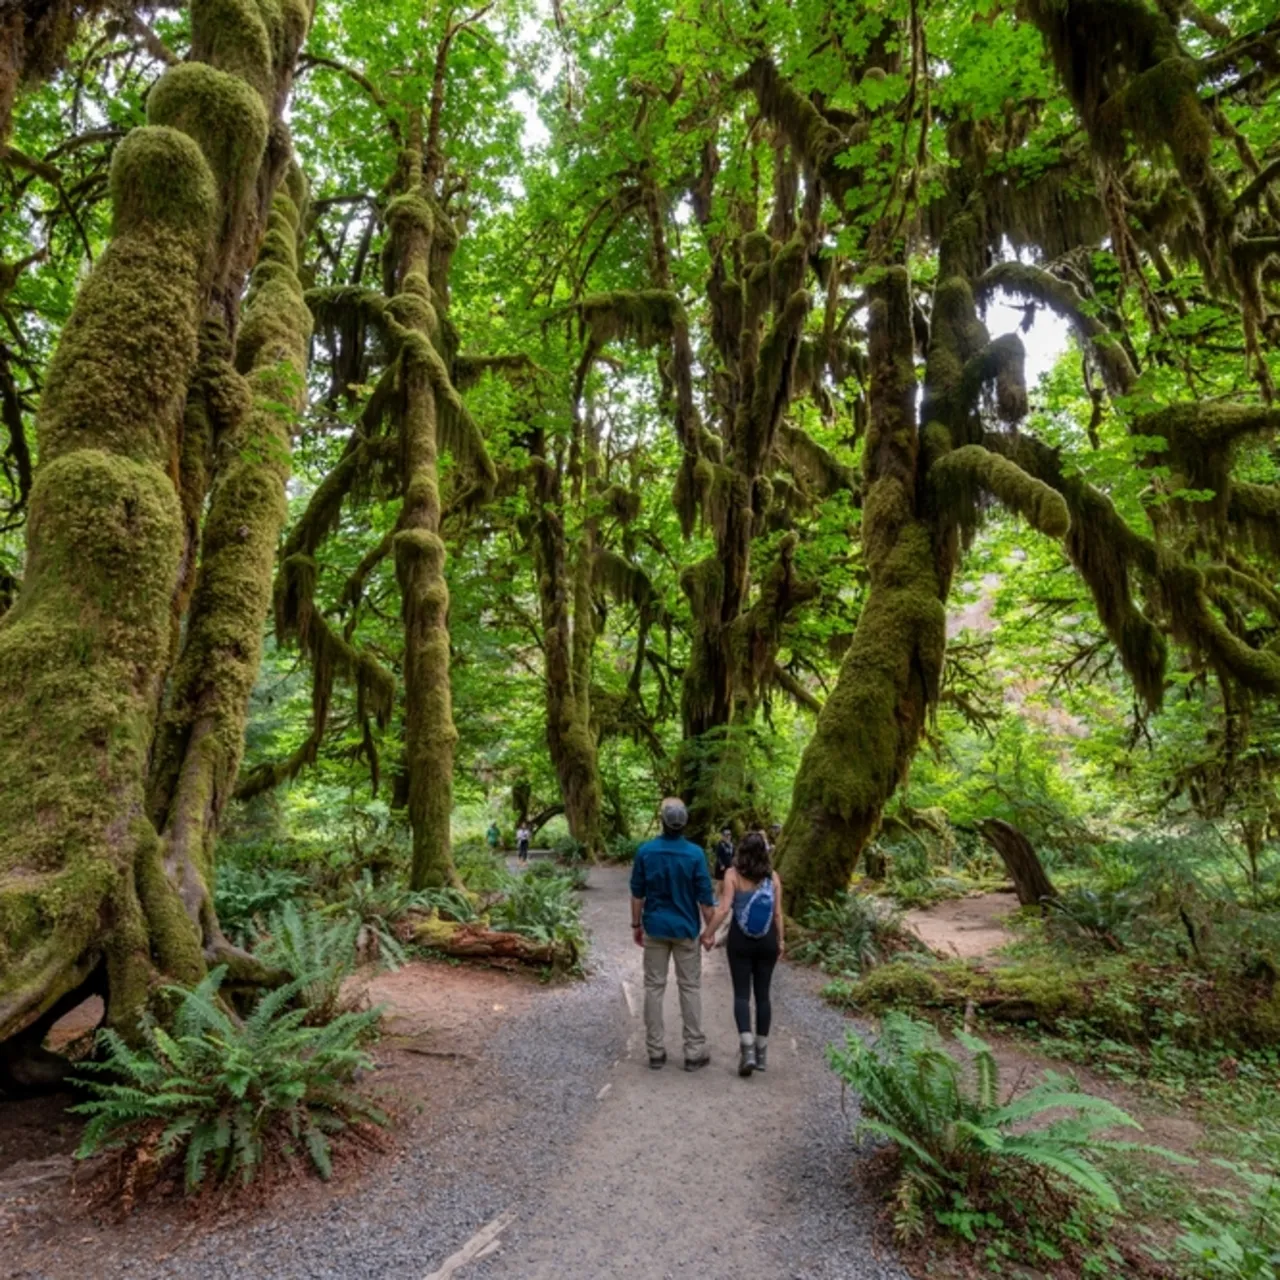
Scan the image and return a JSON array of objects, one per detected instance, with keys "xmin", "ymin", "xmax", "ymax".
[{"xmin": 643, "ymin": 936, "xmax": 705, "ymax": 1061}]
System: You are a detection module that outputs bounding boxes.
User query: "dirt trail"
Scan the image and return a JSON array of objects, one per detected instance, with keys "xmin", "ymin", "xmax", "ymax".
[{"xmin": 903, "ymin": 891, "xmax": 1019, "ymax": 959}]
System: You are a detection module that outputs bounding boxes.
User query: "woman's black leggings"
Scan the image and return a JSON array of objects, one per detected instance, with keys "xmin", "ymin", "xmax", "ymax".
[{"xmin": 726, "ymin": 922, "xmax": 779, "ymax": 1036}]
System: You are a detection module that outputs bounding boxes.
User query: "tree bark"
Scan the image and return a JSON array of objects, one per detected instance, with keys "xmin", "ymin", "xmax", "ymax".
[{"xmin": 976, "ymin": 819, "xmax": 1057, "ymax": 908}]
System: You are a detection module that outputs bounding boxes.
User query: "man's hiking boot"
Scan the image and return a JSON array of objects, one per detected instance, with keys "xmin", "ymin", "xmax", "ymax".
[
  {"xmin": 683, "ymin": 1054, "xmax": 710, "ymax": 1072},
  {"xmin": 754, "ymin": 1038, "xmax": 768, "ymax": 1072},
  {"xmin": 648, "ymin": 1052, "xmax": 667, "ymax": 1069},
  {"xmin": 738, "ymin": 1035, "xmax": 755, "ymax": 1078}
]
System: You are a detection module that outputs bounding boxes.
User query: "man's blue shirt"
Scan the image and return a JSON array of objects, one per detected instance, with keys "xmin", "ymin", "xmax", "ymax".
[{"xmin": 630, "ymin": 833, "xmax": 715, "ymax": 939}]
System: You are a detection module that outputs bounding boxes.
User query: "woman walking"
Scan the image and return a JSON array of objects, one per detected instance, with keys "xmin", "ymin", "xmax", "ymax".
[{"xmin": 701, "ymin": 831, "xmax": 784, "ymax": 1077}]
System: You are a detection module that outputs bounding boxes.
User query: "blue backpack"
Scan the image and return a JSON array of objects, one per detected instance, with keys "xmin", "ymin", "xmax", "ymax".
[{"xmin": 735, "ymin": 876, "xmax": 775, "ymax": 938}]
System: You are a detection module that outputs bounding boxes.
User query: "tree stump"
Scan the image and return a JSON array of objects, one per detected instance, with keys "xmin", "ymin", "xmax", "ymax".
[{"xmin": 975, "ymin": 818, "xmax": 1056, "ymax": 908}]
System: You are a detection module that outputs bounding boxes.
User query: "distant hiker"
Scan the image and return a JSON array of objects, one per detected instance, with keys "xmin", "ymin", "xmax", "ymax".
[
  {"xmin": 630, "ymin": 797, "xmax": 716, "ymax": 1071},
  {"xmin": 702, "ymin": 831, "xmax": 784, "ymax": 1078},
  {"xmin": 516, "ymin": 821, "xmax": 531, "ymax": 863},
  {"xmin": 767, "ymin": 821, "xmax": 782, "ymax": 851},
  {"xmin": 486, "ymin": 822, "xmax": 500, "ymax": 851},
  {"xmin": 712, "ymin": 827, "xmax": 735, "ymax": 882}
]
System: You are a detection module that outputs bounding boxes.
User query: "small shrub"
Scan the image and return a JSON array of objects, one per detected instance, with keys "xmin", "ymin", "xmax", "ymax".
[
  {"xmin": 214, "ymin": 863, "xmax": 307, "ymax": 947},
  {"xmin": 528, "ymin": 857, "xmax": 588, "ymax": 890},
  {"xmin": 550, "ymin": 832, "xmax": 586, "ymax": 863},
  {"xmin": 1045, "ymin": 886, "xmax": 1137, "ymax": 950},
  {"xmin": 602, "ymin": 834, "xmax": 640, "ymax": 864},
  {"xmin": 1176, "ymin": 1152, "xmax": 1280, "ymax": 1279},
  {"xmin": 73, "ymin": 968, "xmax": 385, "ymax": 1192},
  {"xmin": 792, "ymin": 892, "xmax": 911, "ymax": 975},
  {"xmin": 828, "ymin": 1012, "xmax": 1179, "ymax": 1246}
]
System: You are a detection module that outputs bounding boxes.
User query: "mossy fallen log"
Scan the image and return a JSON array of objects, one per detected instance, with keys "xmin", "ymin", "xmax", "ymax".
[{"xmin": 399, "ymin": 913, "xmax": 575, "ymax": 970}]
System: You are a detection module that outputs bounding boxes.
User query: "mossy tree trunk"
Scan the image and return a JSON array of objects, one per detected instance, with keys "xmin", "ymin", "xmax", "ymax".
[
  {"xmin": 776, "ymin": 213, "xmax": 1069, "ymax": 911},
  {"xmin": 390, "ymin": 119, "xmax": 462, "ymax": 891},
  {"xmin": 530, "ymin": 416, "xmax": 604, "ymax": 857},
  {"xmin": 775, "ymin": 268, "xmax": 947, "ymax": 908},
  {"xmin": 976, "ymin": 819, "xmax": 1057, "ymax": 908},
  {"xmin": 653, "ymin": 144, "xmax": 821, "ymax": 835},
  {"xmin": 0, "ymin": 0, "xmax": 312, "ymax": 1079},
  {"xmin": 146, "ymin": 162, "xmax": 313, "ymax": 975}
]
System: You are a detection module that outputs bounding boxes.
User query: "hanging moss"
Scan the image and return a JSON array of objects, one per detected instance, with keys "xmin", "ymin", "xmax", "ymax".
[
  {"xmin": 977, "ymin": 261, "xmax": 1137, "ymax": 395},
  {"xmin": 572, "ymin": 289, "xmax": 687, "ymax": 350},
  {"xmin": 776, "ymin": 424, "xmax": 858, "ymax": 500},
  {"xmin": 988, "ymin": 431, "xmax": 1169, "ymax": 710},
  {"xmin": 1142, "ymin": 403, "xmax": 1280, "ymax": 523},
  {"xmin": 1227, "ymin": 482, "xmax": 1280, "ymax": 559},
  {"xmin": 593, "ymin": 549, "xmax": 654, "ymax": 609}
]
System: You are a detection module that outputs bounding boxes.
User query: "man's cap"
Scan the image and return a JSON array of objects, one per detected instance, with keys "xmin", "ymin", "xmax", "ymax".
[
  {"xmin": 721, "ymin": 827, "xmax": 732, "ymax": 836},
  {"xmin": 660, "ymin": 797, "xmax": 688, "ymax": 831}
]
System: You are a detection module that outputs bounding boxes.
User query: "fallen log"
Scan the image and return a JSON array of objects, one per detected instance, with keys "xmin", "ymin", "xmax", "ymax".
[{"xmin": 398, "ymin": 913, "xmax": 576, "ymax": 970}]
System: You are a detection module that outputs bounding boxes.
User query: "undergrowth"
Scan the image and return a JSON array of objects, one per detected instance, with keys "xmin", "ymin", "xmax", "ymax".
[
  {"xmin": 73, "ymin": 968, "xmax": 386, "ymax": 1195},
  {"xmin": 829, "ymin": 1012, "xmax": 1180, "ymax": 1266}
]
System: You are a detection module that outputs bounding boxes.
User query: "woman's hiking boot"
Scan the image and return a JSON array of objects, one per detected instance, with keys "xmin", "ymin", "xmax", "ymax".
[
  {"xmin": 738, "ymin": 1033, "xmax": 756, "ymax": 1078},
  {"xmin": 754, "ymin": 1036, "xmax": 767, "ymax": 1072}
]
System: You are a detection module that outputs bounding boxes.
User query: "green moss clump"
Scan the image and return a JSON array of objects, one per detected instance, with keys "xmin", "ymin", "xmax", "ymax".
[
  {"xmin": 190, "ymin": 0, "xmax": 275, "ymax": 99},
  {"xmin": 108, "ymin": 126, "xmax": 220, "ymax": 240},
  {"xmin": 147, "ymin": 63, "xmax": 268, "ymax": 208},
  {"xmin": 830, "ymin": 960, "xmax": 943, "ymax": 1010}
]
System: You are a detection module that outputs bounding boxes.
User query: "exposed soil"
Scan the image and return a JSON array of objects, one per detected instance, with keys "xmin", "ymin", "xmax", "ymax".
[{"xmin": 903, "ymin": 891, "xmax": 1020, "ymax": 959}]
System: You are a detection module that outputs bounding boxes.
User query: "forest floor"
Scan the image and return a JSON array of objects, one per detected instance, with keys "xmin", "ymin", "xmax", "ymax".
[
  {"xmin": 901, "ymin": 891, "xmax": 1020, "ymax": 959},
  {"xmin": 2, "ymin": 863, "xmax": 909, "ymax": 1280}
]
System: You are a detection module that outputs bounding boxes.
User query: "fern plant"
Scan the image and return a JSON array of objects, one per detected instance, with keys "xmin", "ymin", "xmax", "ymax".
[
  {"xmin": 213, "ymin": 862, "xmax": 307, "ymax": 947},
  {"xmin": 73, "ymin": 968, "xmax": 385, "ymax": 1191},
  {"xmin": 792, "ymin": 891, "xmax": 907, "ymax": 975},
  {"xmin": 254, "ymin": 903, "xmax": 364, "ymax": 1022},
  {"xmin": 411, "ymin": 885, "xmax": 480, "ymax": 923},
  {"xmin": 828, "ymin": 1012, "xmax": 1181, "ymax": 1241},
  {"xmin": 328, "ymin": 871, "xmax": 411, "ymax": 965},
  {"xmin": 490, "ymin": 873, "xmax": 586, "ymax": 961}
]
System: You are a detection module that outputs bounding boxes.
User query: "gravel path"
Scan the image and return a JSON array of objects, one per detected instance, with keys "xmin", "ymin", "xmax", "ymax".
[
  {"xmin": 467, "ymin": 865, "xmax": 908, "ymax": 1280},
  {"xmin": 14, "ymin": 865, "xmax": 905, "ymax": 1280}
]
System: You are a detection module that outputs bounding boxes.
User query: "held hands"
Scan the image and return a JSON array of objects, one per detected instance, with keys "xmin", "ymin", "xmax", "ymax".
[{"xmin": 700, "ymin": 929, "xmax": 715, "ymax": 951}]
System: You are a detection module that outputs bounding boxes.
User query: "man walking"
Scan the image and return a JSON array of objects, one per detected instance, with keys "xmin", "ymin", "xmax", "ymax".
[{"xmin": 630, "ymin": 797, "xmax": 715, "ymax": 1071}]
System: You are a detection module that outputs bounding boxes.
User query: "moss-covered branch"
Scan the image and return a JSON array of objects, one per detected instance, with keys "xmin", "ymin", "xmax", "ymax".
[
  {"xmin": 976, "ymin": 261, "xmax": 1137, "ymax": 396},
  {"xmin": 930, "ymin": 444, "xmax": 1071, "ymax": 540}
]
